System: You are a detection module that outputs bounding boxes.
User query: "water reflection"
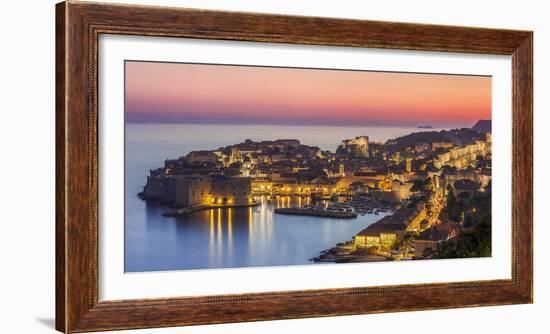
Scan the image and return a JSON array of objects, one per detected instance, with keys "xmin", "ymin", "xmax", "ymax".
[
  {"xmin": 124, "ymin": 123, "xmax": 439, "ymax": 271},
  {"xmin": 124, "ymin": 195, "xmax": 381, "ymax": 271}
]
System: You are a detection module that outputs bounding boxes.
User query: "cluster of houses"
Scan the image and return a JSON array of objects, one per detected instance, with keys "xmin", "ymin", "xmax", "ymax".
[
  {"xmin": 140, "ymin": 137, "xmax": 417, "ymax": 208},
  {"xmin": 347, "ymin": 132, "xmax": 492, "ymax": 260},
  {"xmin": 352, "ymin": 198, "xmax": 462, "ymax": 259},
  {"xmin": 139, "ymin": 128, "xmax": 492, "ymax": 260}
]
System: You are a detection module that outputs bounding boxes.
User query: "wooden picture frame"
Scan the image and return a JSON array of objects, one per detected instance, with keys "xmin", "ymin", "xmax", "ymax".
[{"xmin": 56, "ymin": 1, "xmax": 533, "ymax": 332}]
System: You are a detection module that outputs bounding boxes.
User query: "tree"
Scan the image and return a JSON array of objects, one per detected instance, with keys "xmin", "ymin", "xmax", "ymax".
[
  {"xmin": 446, "ymin": 189, "xmax": 460, "ymax": 222},
  {"xmin": 464, "ymin": 213, "xmax": 474, "ymax": 228},
  {"xmin": 412, "ymin": 178, "xmax": 433, "ymax": 194},
  {"xmin": 436, "ymin": 215, "xmax": 491, "ymax": 259},
  {"xmin": 458, "ymin": 191, "xmax": 471, "ymax": 202}
]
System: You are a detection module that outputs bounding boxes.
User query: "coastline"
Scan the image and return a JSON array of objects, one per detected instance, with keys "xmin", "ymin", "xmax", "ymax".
[
  {"xmin": 125, "ymin": 122, "xmax": 491, "ymax": 270},
  {"xmin": 311, "ymin": 240, "xmax": 391, "ymax": 263}
]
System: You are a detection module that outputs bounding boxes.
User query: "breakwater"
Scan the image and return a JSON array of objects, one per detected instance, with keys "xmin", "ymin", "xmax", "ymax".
[{"xmin": 274, "ymin": 207, "xmax": 357, "ymax": 219}]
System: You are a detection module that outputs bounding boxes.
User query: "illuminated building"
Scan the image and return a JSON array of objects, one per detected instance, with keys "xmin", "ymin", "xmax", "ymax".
[
  {"xmin": 405, "ymin": 157, "xmax": 412, "ymax": 173},
  {"xmin": 337, "ymin": 136, "xmax": 369, "ymax": 158},
  {"xmin": 210, "ymin": 176, "xmax": 252, "ymax": 206},
  {"xmin": 433, "ymin": 137, "xmax": 491, "ymax": 169},
  {"xmin": 353, "ymin": 201, "xmax": 427, "ymax": 248},
  {"xmin": 142, "ymin": 175, "xmax": 252, "ymax": 208}
]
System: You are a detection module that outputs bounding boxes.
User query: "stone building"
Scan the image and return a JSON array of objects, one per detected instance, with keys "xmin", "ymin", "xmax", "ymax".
[
  {"xmin": 433, "ymin": 136, "xmax": 491, "ymax": 169},
  {"xmin": 186, "ymin": 150, "xmax": 219, "ymax": 163},
  {"xmin": 335, "ymin": 172, "xmax": 386, "ymax": 190},
  {"xmin": 142, "ymin": 174, "xmax": 252, "ymax": 208},
  {"xmin": 440, "ymin": 169, "xmax": 490, "ymax": 191},
  {"xmin": 210, "ymin": 176, "xmax": 252, "ymax": 206},
  {"xmin": 167, "ymin": 176, "xmax": 212, "ymax": 208},
  {"xmin": 353, "ymin": 201, "xmax": 426, "ymax": 248},
  {"xmin": 370, "ymin": 180, "xmax": 413, "ymax": 203},
  {"xmin": 337, "ymin": 136, "xmax": 369, "ymax": 158},
  {"xmin": 347, "ymin": 181, "xmax": 369, "ymax": 196},
  {"xmin": 354, "ymin": 222, "xmax": 404, "ymax": 249},
  {"xmin": 432, "ymin": 142, "xmax": 454, "ymax": 151},
  {"xmin": 143, "ymin": 175, "xmax": 212, "ymax": 208}
]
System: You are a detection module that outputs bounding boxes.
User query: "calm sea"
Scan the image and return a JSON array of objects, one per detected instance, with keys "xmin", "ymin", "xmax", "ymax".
[{"xmin": 124, "ymin": 123, "xmax": 443, "ymax": 272}]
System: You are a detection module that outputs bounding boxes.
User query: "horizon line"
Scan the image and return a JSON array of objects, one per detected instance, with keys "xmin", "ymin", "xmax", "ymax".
[{"xmin": 124, "ymin": 120, "xmax": 488, "ymax": 129}]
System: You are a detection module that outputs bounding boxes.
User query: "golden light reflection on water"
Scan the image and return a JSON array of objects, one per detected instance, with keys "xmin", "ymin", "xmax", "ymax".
[
  {"xmin": 126, "ymin": 123, "xmax": 413, "ymax": 272},
  {"xmin": 217, "ymin": 208, "xmax": 222, "ymax": 259},
  {"xmin": 248, "ymin": 206, "xmax": 253, "ymax": 233},
  {"xmin": 209, "ymin": 209, "xmax": 214, "ymax": 261},
  {"xmin": 206, "ymin": 196, "xmax": 312, "ymax": 265},
  {"xmin": 227, "ymin": 208, "xmax": 233, "ymax": 260}
]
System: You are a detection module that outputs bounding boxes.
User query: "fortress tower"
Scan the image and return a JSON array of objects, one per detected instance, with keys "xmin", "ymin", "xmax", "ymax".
[{"xmin": 337, "ymin": 136, "xmax": 369, "ymax": 158}]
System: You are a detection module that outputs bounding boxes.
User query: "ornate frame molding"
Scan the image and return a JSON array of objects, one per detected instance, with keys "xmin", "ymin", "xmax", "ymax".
[{"xmin": 56, "ymin": 1, "xmax": 532, "ymax": 332}]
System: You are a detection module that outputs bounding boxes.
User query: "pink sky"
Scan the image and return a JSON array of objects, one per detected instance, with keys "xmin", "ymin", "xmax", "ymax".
[{"xmin": 125, "ymin": 61, "xmax": 491, "ymax": 128}]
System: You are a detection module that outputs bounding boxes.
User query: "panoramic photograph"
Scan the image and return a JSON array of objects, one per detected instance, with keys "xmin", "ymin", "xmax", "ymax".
[{"xmin": 124, "ymin": 61, "xmax": 492, "ymax": 272}]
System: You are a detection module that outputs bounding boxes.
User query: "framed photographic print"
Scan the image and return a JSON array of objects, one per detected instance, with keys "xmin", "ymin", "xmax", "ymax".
[{"xmin": 56, "ymin": 1, "xmax": 533, "ymax": 332}]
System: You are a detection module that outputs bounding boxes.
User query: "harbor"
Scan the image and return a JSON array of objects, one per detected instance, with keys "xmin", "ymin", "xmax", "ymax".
[
  {"xmin": 273, "ymin": 195, "xmax": 395, "ymax": 219},
  {"xmin": 125, "ymin": 193, "xmax": 383, "ymax": 272},
  {"xmin": 126, "ymin": 122, "xmax": 492, "ymax": 271},
  {"xmin": 274, "ymin": 207, "xmax": 357, "ymax": 219}
]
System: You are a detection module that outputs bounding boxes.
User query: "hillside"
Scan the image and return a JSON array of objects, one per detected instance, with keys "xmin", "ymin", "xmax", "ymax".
[
  {"xmin": 472, "ymin": 119, "xmax": 491, "ymax": 133},
  {"xmin": 386, "ymin": 128, "xmax": 486, "ymax": 151}
]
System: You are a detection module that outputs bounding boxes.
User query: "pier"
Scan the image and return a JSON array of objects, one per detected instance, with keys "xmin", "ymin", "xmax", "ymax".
[{"xmin": 274, "ymin": 207, "xmax": 357, "ymax": 219}]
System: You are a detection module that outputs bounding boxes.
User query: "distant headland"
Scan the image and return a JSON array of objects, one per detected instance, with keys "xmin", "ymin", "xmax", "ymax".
[{"xmin": 472, "ymin": 119, "xmax": 491, "ymax": 133}]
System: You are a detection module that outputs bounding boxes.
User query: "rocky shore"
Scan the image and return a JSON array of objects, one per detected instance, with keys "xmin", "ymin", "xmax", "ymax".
[{"xmin": 311, "ymin": 241, "xmax": 390, "ymax": 263}]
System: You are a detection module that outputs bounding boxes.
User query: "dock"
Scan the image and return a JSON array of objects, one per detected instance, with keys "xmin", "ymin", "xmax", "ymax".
[{"xmin": 274, "ymin": 207, "xmax": 357, "ymax": 219}]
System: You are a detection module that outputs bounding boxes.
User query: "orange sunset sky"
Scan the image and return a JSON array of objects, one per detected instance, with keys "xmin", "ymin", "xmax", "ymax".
[{"xmin": 125, "ymin": 61, "xmax": 491, "ymax": 128}]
